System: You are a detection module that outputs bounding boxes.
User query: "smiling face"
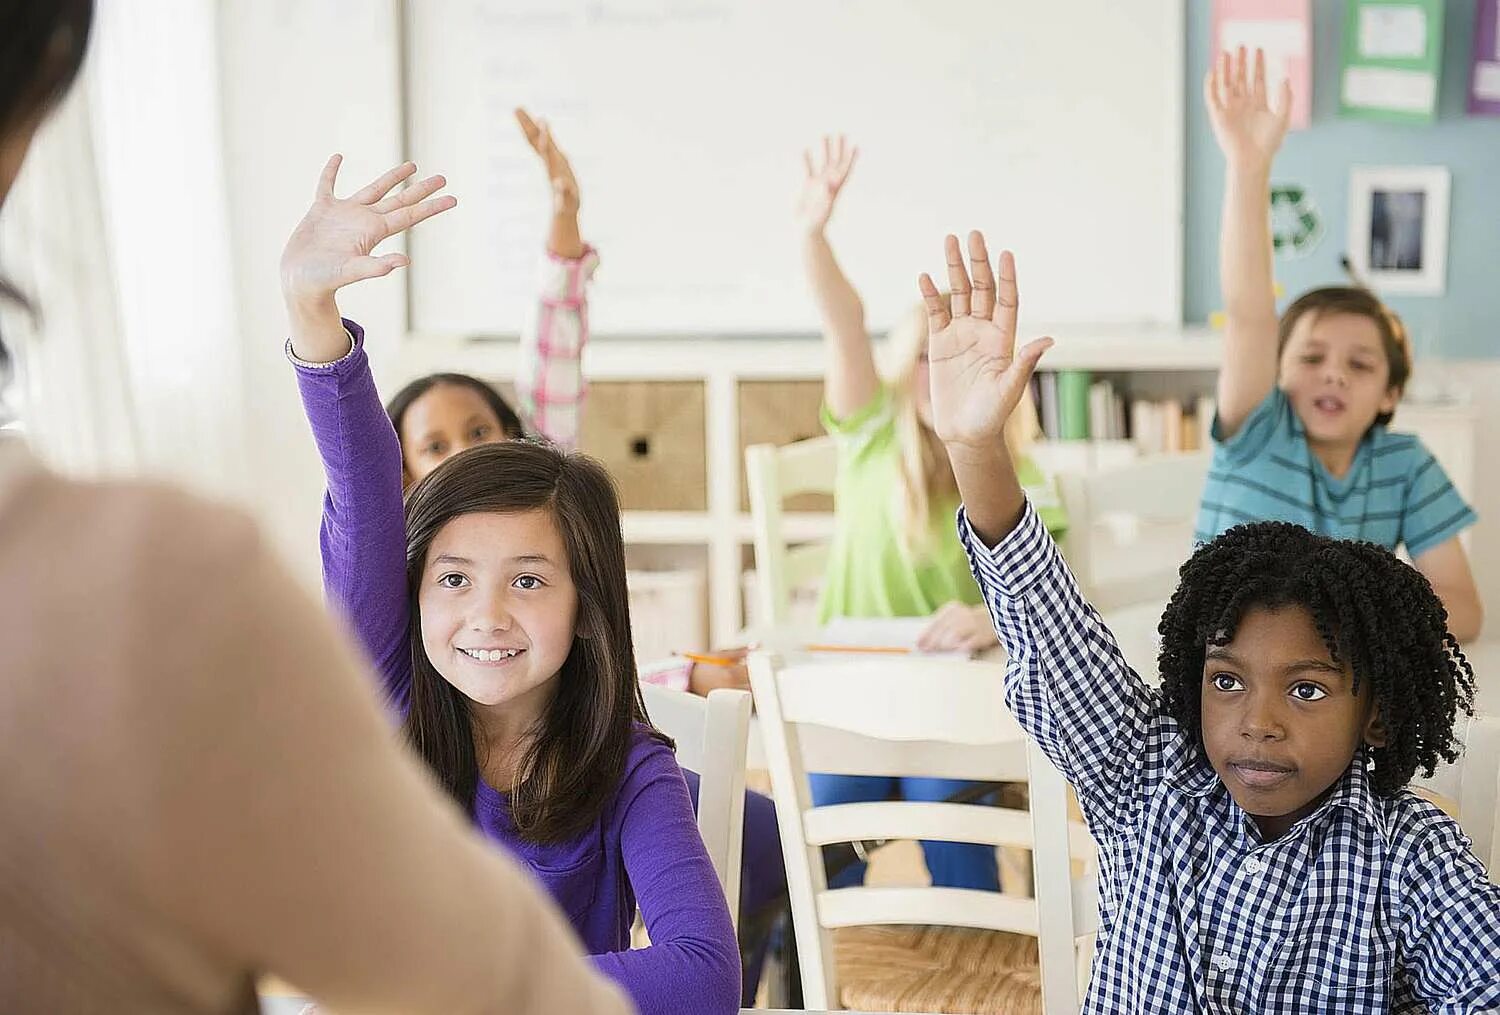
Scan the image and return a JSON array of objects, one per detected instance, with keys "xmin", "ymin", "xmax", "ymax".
[
  {"xmin": 1200, "ymin": 605, "xmax": 1386, "ymax": 842},
  {"xmin": 1277, "ymin": 310, "xmax": 1399, "ymax": 449},
  {"xmin": 398, "ymin": 383, "xmax": 511, "ymax": 485},
  {"xmin": 417, "ymin": 509, "xmax": 579, "ymax": 730}
]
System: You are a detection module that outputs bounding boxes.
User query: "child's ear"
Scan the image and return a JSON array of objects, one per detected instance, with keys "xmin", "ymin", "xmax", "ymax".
[
  {"xmin": 1363, "ymin": 711, "xmax": 1389, "ymax": 748},
  {"xmin": 1378, "ymin": 385, "xmax": 1401, "ymax": 418}
]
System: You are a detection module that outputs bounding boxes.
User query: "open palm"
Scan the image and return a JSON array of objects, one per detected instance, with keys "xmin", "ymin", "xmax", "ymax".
[
  {"xmin": 797, "ymin": 134, "xmax": 857, "ymax": 234},
  {"xmin": 1205, "ymin": 46, "xmax": 1292, "ymax": 169},
  {"xmin": 921, "ymin": 232, "xmax": 1052, "ymax": 452},
  {"xmin": 280, "ymin": 156, "xmax": 456, "ymax": 303}
]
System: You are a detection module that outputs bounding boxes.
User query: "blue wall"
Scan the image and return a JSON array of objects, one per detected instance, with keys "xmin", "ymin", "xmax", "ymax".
[{"xmin": 1184, "ymin": 0, "xmax": 1500, "ymax": 359}]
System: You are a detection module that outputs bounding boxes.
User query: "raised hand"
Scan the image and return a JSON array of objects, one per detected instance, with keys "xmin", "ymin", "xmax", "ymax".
[
  {"xmin": 515, "ymin": 108, "xmax": 580, "ymax": 218},
  {"xmin": 1204, "ymin": 46, "xmax": 1292, "ymax": 171},
  {"xmin": 280, "ymin": 156, "xmax": 456, "ymax": 307},
  {"xmin": 796, "ymin": 135, "xmax": 857, "ymax": 236},
  {"xmin": 919, "ymin": 232, "xmax": 1052, "ymax": 454}
]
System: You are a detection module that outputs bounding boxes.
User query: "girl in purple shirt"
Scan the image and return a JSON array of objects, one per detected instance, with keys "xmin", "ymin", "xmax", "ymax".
[{"xmin": 278, "ymin": 152, "xmax": 739, "ymax": 1015}]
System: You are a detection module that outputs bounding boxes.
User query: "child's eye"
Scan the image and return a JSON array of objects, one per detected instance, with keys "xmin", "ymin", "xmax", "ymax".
[
  {"xmin": 1209, "ymin": 673, "xmax": 1243, "ymax": 692},
  {"xmin": 425, "ymin": 441, "xmax": 447, "ymax": 456},
  {"xmin": 1289, "ymin": 682, "xmax": 1328, "ymax": 702},
  {"xmin": 1350, "ymin": 361, "xmax": 1372, "ymax": 372},
  {"xmin": 437, "ymin": 572, "xmax": 469, "ymax": 589},
  {"xmin": 1299, "ymin": 354, "xmax": 1321, "ymax": 365},
  {"xmin": 513, "ymin": 574, "xmax": 545, "ymax": 591},
  {"xmin": 471, "ymin": 425, "xmax": 492, "ymax": 440}
]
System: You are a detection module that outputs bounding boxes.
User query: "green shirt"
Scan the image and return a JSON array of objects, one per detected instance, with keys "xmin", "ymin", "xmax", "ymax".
[{"xmin": 817, "ymin": 387, "xmax": 1068, "ymax": 622}]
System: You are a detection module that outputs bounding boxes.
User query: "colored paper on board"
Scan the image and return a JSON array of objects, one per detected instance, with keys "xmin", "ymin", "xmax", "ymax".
[
  {"xmin": 1470, "ymin": 0, "xmax": 1500, "ymax": 114},
  {"xmin": 1339, "ymin": 0, "xmax": 1444, "ymax": 123},
  {"xmin": 1212, "ymin": 0, "xmax": 1312, "ymax": 128}
]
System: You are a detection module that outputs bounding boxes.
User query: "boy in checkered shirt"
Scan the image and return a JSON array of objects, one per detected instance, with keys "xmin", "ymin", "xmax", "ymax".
[{"xmin": 919, "ymin": 230, "xmax": 1499, "ymax": 1012}]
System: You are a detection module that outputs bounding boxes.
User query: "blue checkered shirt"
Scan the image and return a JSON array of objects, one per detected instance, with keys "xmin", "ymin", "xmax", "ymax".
[{"xmin": 959, "ymin": 500, "xmax": 1500, "ymax": 1013}]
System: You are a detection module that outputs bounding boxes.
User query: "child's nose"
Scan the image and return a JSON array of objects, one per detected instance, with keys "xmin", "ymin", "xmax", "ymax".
[
  {"xmin": 1239, "ymin": 696, "xmax": 1286, "ymax": 740},
  {"xmin": 470, "ymin": 591, "xmax": 514, "ymax": 631}
]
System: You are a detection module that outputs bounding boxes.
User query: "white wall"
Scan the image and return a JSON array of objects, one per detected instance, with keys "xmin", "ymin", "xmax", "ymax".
[{"xmin": 217, "ymin": 0, "xmax": 407, "ymax": 586}]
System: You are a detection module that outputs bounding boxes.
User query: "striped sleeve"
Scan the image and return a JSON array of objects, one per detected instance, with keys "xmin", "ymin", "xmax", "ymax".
[
  {"xmin": 515, "ymin": 246, "xmax": 599, "ymax": 450},
  {"xmin": 1400, "ymin": 446, "xmax": 1477, "ymax": 559},
  {"xmin": 1211, "ymin": 386, "xmax": 1288, "ymax": 466}
]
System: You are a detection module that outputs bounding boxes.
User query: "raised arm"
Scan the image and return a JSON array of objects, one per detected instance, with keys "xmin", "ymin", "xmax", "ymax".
[
  {"xmin": 1206, "ymin": 47, "xmax": 1293, "ymax": 438},
  {"xmin": 513, "ymin": 108, "xmax": 596, "ymax": 449},
  {"xmin": 798, "ymin": 135, "xmax": 879, "ymax": 419},
  {"xmin": 279, "ymin": 156, "xmax": 457, "ymax": 706},
  {"xmin": 924, "ymin": 233, "xmax": 1157, "ymax": 831}
]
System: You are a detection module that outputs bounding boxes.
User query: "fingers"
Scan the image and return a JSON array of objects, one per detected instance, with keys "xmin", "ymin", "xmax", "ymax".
[
  {"xmin": 943, "ymin": 233, "xmax": 971, "ymax": 316},
  {"xmin": 803, "ymin": 149, "xmax": 815, "ymax": 179},
  {"xmin": 916, "ymin": 603, "xmax": 963, "ymax": 652},
  {"xmin": 315, "ymin": 154, "xmax": 342, "ymax": 199},
  {"xmin": 918, "ymin": 272, "xmax": 951, "ymax": 334},
  {"xmin": 834, "ymin": 143, "xmax": 858, "ymax": 188},
  {"xmin": 515, "ymin": 107, "xmax": 542, "ymax": 149},
  {"xmin": 1010, "ymin": 335, "xmax": 1054, "ymax": 389},
  {"xmin": 350, "ymin": 161, "xmax": 417, "ymax": 205},
  {"xmin": 995, "ymin": 249, "xmax": 1020, "ymax": 354},
  {"xmin": 371, "ymin": 173, "xmax": 447, "ymax": 215},
  {"xmin": 343, "ymin": 252, "xmax": 411, "ymax": 285},
  {"xmin": 1251, "ymin": 47, "xmax": 1267, "ymax": 102},
  {"xmin": 1274, "ymin": 77, "xmax": 1294, "ymax": 126},
  {"xmin": 382, "ymin": 194, "xmax": 458, "ymax": 234},
  {"xmin": 1203, "ymin": 68, "xmax": 1221, "ymax": 115},
  {"xmin": 967, "ymin": 230, "xmax": 996, "ymax": 320}
]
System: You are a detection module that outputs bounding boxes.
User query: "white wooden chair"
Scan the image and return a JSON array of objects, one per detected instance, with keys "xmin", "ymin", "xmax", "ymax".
[
  {"xmin": 640, "ymin": 682, "xmax": 754, "ymax": 927},
  {"xmin": 1412, "ymin": 712, "xmax": 1500, "ymax": 879},
  {"xmin": 748, "ymin": 651, "xmax": 1098, "ymax": 1014},
  {"xmin": 1054, "ymin": 451, "xmax": 1210, "ymax": 612},
  {"xmin": 744, "ymin": 436, "xmax": 838, "ymax": 630}
]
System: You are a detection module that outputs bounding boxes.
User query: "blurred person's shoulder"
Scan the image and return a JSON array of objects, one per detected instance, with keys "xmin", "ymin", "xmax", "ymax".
[{"xmin": 0, "ymin": 444, "xmax": 273, "ymax": 665}]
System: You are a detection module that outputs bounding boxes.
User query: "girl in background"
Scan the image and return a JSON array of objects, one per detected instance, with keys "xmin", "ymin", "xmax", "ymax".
[{"xmin": 797, "ymin": 135, "xmax": 1067, "ymax": 891}]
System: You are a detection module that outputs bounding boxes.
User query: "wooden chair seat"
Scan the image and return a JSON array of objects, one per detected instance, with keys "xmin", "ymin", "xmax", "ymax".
[{"xmin": 834, "ymin": 925, "xmax": 1042, "ymax": 1014}]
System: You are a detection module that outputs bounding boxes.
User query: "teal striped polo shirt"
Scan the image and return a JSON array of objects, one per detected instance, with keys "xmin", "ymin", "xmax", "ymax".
[{"xmin": 1194, "ymin": 387, "xmax": 1475, "ymax": 558}]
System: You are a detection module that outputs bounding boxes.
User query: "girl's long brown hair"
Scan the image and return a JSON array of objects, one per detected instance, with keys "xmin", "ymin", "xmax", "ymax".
[{"xmin": 402, "ymin": 439, "xmax": 668, "ymax": 843}]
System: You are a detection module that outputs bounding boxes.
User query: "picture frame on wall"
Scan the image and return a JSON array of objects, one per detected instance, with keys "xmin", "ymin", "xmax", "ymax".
[{"xmin": 1346, "ymin": 165, "xmax": 1450, "ymax": 295}]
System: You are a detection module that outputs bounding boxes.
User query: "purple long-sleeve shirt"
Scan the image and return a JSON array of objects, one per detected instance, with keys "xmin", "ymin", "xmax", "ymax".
[{"xmin": 290, "ymin": 321, "xmax": 740, "ymax": 1015}]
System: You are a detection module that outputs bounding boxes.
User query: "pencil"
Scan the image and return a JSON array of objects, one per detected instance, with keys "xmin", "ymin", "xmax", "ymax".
[
  {"xmin": 681, "ymin": 651, "xmax": 740, "ymax": 667},
  {"xmin": 802, "ymin": 643, "xmax": 912, "ymax": 655}
]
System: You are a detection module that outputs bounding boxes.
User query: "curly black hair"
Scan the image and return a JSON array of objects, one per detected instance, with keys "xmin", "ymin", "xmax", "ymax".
[{"xmin": 1157, "ymin": 521, "xmax": 1474, "ymax": 795}]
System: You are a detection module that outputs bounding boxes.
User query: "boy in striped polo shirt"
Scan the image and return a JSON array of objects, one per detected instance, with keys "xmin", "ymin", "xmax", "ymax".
[{"xmin": 1199, "ymin": 48, "xmax": 1481, "ymax": 640}]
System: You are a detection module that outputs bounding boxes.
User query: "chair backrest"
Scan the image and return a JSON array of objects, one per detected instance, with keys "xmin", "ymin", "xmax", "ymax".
[
  {"xmin": 640, "ymin": 683, "xmax": 754, "ymax": 927},
  {"xmin": 745, "ymin": 436, "xmax": 838, "ymax": 629},
  {"xmin": 1054, "ymin": 451, "xmax": 1210, "ymax": 612},
  {"xmin": 748, "ymin": 651, "xmax": 1098, "ymax": 1013},
  {"xmin": 1411, "ymin": 712, "xmax": 1500, "ymax": 877}
]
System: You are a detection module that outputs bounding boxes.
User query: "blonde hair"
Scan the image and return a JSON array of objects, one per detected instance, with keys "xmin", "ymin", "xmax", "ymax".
[{"xmin": 882, "ymin": 297, "xmax": 1041, "ymax": 555}]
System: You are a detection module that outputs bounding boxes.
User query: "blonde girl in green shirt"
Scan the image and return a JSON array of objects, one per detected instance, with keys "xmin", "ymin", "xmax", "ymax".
[{"xmin": 796, "ymin": 136, "xmax": 1066, "ymax": 890}]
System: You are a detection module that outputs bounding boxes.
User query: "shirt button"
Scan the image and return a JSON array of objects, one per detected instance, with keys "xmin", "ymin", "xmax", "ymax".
[
  {"xmin": 1213, "ymin": 954, "xmax": 1234, "ymax": 973},
  {"xmin": 1244, "ymin": 858, "xmax": 1265, "ymax": 875}
]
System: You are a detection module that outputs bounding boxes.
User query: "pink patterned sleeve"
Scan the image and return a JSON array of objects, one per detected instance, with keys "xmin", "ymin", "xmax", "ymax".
[{"xmin": 515, "ymin": 246, "xmax": 599, "ymax": 450}]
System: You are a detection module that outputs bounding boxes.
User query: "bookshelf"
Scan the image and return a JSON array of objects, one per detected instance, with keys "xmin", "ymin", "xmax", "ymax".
[{"xmin": 388, "ymin": 327, "xmax": 1226, "ymax": 645}]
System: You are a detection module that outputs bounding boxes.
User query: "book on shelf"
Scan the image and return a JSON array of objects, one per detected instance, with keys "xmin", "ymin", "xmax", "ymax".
[{"xmin": 1032, "ymin": 372, "xmax": 1215, "ymax": 456}]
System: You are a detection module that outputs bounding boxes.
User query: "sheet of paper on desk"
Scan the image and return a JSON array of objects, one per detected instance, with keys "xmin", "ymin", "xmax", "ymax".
[{"xmin": 816, "ymin": 617, "xmax": 973, "ymax": 660}]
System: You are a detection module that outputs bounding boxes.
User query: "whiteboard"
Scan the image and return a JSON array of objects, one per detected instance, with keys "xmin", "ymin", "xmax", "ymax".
[{"xmin": 404, "ymin": 0, "xmax": 1183, "ymax": 336}]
